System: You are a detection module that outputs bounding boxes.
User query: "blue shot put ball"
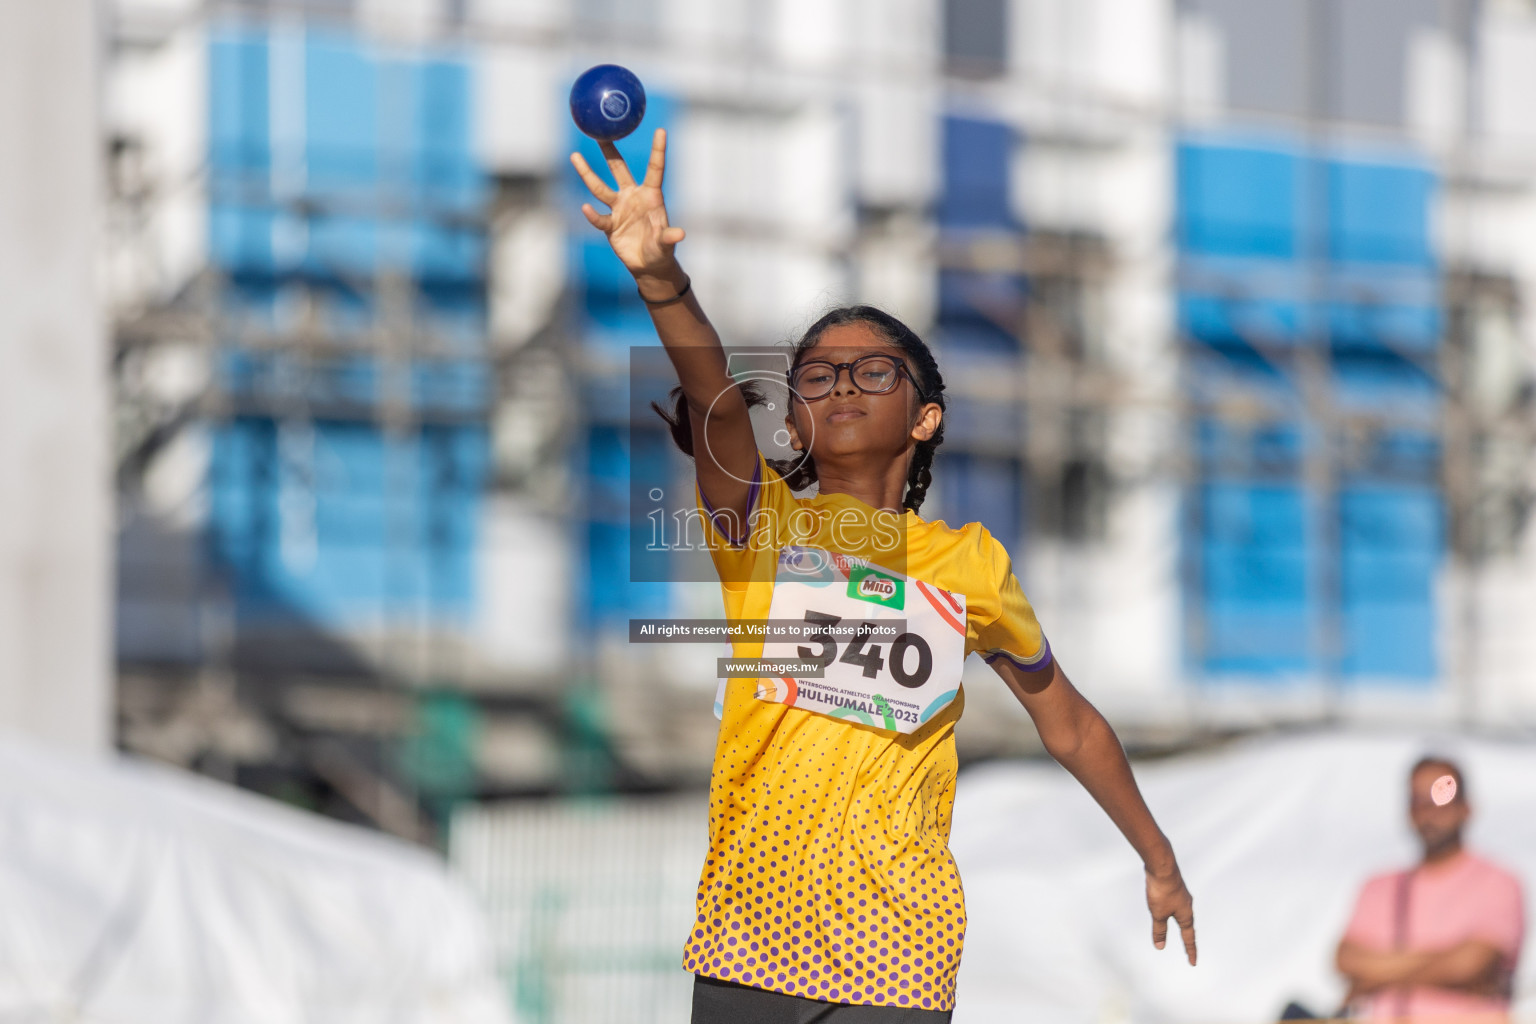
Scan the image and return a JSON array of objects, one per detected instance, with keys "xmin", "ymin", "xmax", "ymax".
[{"xmin": 569, "ymin": 64, "xmax": 647, "ymax": 141}]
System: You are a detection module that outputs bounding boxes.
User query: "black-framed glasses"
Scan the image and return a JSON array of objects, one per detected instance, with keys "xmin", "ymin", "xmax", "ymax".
[{"xmin": 789, "ymin": 354, "xmax": 921, "ymax": 401}]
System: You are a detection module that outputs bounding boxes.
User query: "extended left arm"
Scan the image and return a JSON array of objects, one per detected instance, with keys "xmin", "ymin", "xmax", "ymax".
[{"xmin": 993, "ymin": 657, "xmax": 1197, "ymax": 965}]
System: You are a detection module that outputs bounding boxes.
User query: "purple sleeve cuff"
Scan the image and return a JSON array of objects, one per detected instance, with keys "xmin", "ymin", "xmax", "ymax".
[
  {"xmin": 983, "ymin": 637, "xmax": 1053, "ymax": 673},
  {"xmin": 698, "ymin": 461, "xmax": 762, "ymax": 548}
]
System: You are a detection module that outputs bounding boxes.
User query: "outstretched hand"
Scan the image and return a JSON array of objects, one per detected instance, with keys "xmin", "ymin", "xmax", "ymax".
[
  {"xmin": 1147, "ymin": 864, "xmax": 1198, "ymax": 965},
  {"xmin": 570, "ymin": 128, "xmax": 684, "ymax": 280}
]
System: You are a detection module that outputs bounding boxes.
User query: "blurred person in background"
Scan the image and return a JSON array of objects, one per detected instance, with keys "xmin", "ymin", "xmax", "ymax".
[{"xmin": 1334, "ymin": 756, "xmax": 1524, "ymax": 1020}]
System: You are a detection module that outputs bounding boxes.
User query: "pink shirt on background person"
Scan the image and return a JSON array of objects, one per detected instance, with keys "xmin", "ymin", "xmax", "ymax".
[{"xmin": 1344, "ymin": 850, "xmax": 1524, "ymax": 1020}]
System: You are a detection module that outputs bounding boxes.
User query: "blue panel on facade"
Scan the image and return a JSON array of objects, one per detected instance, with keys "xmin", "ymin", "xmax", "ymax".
[
  {"xmin": 1203, "ymin": 545, "xmax": 1311, "ymax": 604},
  {"xmin": 219, "ymin": 280, "xmax": 279, "ymax": 327},
  {"xmin": 1182, "ymin": 276, "xmax": 1439, "ymax": 355},
  {"xmin": 1202, "ymin": 481, "xmax": 1310, "ymax": 546},
  {"xmin": 941, "ymin": 399, "xmax": 1020, "ymax": 447},
  {"xmin": 1332, "ymin": 352, "xmax": 1438, "ymax": 408},
  {"xmin": 583, "ymin": 303, "xmax": 660, "ymax": 344},
  {"xmin": 306, "ymin": 215, "xmax": 379, "ymax": 277},
  {"xmin": 939, "ymin": 117, "xmax": 1015, "ymax": 229},
  {"xmin": 585, "ymin": 425, "xmax": 630, "ymax": 523},
  {"xmin": 305, "ymin": 34, "xmax": 381, "ymax": 192},
  {"xmin": 1202, "ymin": 501, "xmax": 1311, "ymax": 609},
  {"xmin": 941, "ymin": 453, "xmax": 1022, "ymax": 550},
  {"xmin": 935, "ymin": 320, "xmax": 1019, "ymax": 354},
  {"xmin": 418, "ymin": 58, "xmax": 469, "ymax": 159},
  {"xmin": 1340, "ymin": 484, "xmax": 1440, "ymax": 681},
  {"xmin": 326, "ymin": 423, "xmax": 391, "ymax": 489},
  {"xmin": 1328, "ymin": 160, "xmax": 1435, "ymax": 266},
  {"xmin": 431, "ymin": 495, "xmax": 480, "ymax": 549},
  {"xmin": 1196, "ymin": 419, "xmax": 1307, "ymax": 477},
  {"xmin": 412, "ymin": 360, "xmax": 493, "ymax": 413},
  {"xmin": 1200, "ymin": 608, "xmax": 1314, "ymax": 675},
  {"xmin": 209, "ymin": 32, "xmax": 270, "ymax": 175},
  {"xmin": 208, "ymin": 419, "xmax": 485, "ymax": 625},
  {"xmin": 936, "ymin": 121, "xmax": 1020, "ymax": 353},
  {"xmin": 1193, "ymin": 478, "xmax": 1317, "ymax": 675},
  {"xmin": 203, "ymin": 27, "xmax": 491, "ymax": 634},
  {"xmin": 441, "ymin": 423, "xmax": 491, "ymax": 481},
  {"xmin": 936, "ymin": 269, "xmax": 1023, "ymax": 352},
  {"xmin": 302, "ymin": 544, "xmax": 389, "ymax": 617},
  {"xmin": 584, "ymin": 522, "xmax": 642, "ymax": 622},
  {"xmin": 578, "ymin": 237, "xmax": 643, "ymax": 298},
  {"xmin": 1181, "ymin": 145, "xmax": 1435, "ymax": 263},
  {"xmin": 1180, "ymin": 289, "xmax": 1304, "ymax": 346},
  {"xmin": 1178, "ymin": 141, "xmax": 1300, "ymax": 259},
  {"xmin": 211, "ymin": 205, "xmax": 277, "ymax": 274},
  {"xmin": 210, "ymin": 418, "xmax": 272, "ymax": 558},
  {"xmin": 416, "ymin": 58, "xmax": 482, "ymax": 210},
  {"xmin": 209, "ymin": 25, "xmax": 488, "ymax": 286},
  {"xmin": 1327, "ymin": 298, "xmax": 1440, "ymax": 353},
  {"xmin": 1180, "ymin": 255, "xmax": 1308, "ymax": 347},
  {"xmin": 1341, "ymin": 549, "xmax": 1438, "ymax": 601},
  {"xmin": 1341, "ymin": 602, "xmax": 1436, "ymax": 679},
  {"xmin": 581, "ymin": 426, "xmax": 669, "ymax": 625},
  {"xmin": 1369, "ymin": 430, "xmax": 1440, "ymax": 478},
  {"xmin": 328, "ymin": 356, "xmax": 381, "ymax": 406},
  {"xmin": 314, "ymin": 494, "xmax": 390, "ymax": 547},
  {"xmin": 412, "ymin": 222, "xmax": 485, "ymax": 284},
  {"xmin": 1179, "ymin": 133, "xmax": 1444, "ymax": 683},
  {"xmin": 1341, "ymin": 485, "xmax": 1442, "ymax": 546},
  {"xmin": 430, "ymin": 547, "xmax": 475, "ymax": 614}
]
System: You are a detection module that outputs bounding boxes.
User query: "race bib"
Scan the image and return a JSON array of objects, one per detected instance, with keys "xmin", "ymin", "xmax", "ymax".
[{"xmin": 757, "ymin": 546, "xmax": 967, "ymax": 733}]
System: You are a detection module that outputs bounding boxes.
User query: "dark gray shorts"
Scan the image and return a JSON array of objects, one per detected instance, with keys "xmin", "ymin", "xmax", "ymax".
[{"xmin": 691, "ymin": 975, "xmax": 953, "ymax": 1024}]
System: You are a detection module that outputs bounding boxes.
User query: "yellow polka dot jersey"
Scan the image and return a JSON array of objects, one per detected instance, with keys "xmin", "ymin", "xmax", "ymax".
[{"xmin": 685, "ymin": 457, "xmax": 1051, "ymax": 1012}]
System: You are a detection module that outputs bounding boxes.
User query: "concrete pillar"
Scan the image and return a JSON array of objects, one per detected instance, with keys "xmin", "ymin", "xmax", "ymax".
[{"xmin": 0, "ymin": 0, "xmax": 111, "ymax": 752}]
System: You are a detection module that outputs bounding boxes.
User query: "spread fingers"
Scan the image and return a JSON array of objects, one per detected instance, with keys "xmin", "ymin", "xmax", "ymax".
[
  {"xmin": 580, "ymin": 203, "xmax": 612, "ymax": 232},
  {"xmin": 599, "ymin": 139, "xmax": 635, "ymax": 187},
  {"xmin": 569, "ymin": 152, "xmax": 616, "ymax": 205},
  {"xmin": 642, "ymin": 128, "xmax": 668, "ymax": 189}
]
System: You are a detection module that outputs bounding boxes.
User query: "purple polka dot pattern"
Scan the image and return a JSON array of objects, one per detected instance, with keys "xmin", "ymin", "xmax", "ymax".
[{"xmin": 682, "ymin": 689, "xmax": 968, "ymax": 1011}]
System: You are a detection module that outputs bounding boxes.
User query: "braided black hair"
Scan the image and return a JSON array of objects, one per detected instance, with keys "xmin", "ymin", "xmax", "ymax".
[{"xmin": 653, "ymin": 305, "xmax": 947, "ymax": 513}]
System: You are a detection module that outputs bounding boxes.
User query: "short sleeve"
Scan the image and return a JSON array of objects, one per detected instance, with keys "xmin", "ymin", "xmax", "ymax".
[
  {"xmin": 1342, "ymin": 873, "xmax": 1396, "ymax": 949},
  {"xmin": 695, "ymin": 454, "xmax": 797, "ymax": 588},
  {"xmin": 1469, "ymin": 868, "xmax": 1525, "ymax": 962},
  {"xmin": 969, "ymin": 533, "xmax": 1052, "ymax": 672}
]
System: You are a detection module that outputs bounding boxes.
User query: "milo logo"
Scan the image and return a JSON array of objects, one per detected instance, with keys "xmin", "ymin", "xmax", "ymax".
[
  {"xmin": 847, "ymin": 567, "xmax": 904, "ymax": 609},
  {"xmin": 860, "ymin": 577, "xmax": 896, "ymax": 599}
]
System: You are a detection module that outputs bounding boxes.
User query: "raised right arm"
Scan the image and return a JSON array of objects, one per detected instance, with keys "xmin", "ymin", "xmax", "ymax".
[{"xmin": 571, "ymin": 129, "xmax": 758, "ymax": 523}]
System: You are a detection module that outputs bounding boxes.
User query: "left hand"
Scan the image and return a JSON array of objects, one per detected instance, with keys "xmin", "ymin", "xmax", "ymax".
[{"xmin": 1147, "ymin": 863, "xmax": 1197, "ymax": 965}]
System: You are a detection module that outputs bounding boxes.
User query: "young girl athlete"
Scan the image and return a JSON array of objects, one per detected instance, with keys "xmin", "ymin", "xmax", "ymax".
[{"xmin": 573, "ymin": 129, "xmax": 1197, "ymax": 1023}]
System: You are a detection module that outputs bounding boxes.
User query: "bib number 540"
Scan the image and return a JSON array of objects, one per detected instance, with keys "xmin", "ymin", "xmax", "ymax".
[{"xmin": 795, "ymin": 610, "xmax": 933, "ymax": 688}]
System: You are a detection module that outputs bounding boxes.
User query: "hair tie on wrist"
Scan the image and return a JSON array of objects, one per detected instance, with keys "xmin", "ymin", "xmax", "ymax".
[{"xmin": 640, "ymin": 277, "xmax": 691, "ymax": 307}]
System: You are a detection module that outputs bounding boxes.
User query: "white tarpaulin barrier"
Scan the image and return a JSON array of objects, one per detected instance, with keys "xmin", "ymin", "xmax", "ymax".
[
  {"xmin": 951, "ymin": 731, "xmax": 1536, "ymax": 1023},
  {"xmin": 0, "ymin": 734, "xmax": 510, "ymax": 1024}
]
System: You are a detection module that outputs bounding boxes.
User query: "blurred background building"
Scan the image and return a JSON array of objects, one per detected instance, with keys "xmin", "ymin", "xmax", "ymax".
[
  {"xmin": 104, "ymin": 0, "xmax": 1536, "ymax": 816},
  {"xmin": 95, "ymin": 0, "xmax": 1536, "ymax": 1015}
]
